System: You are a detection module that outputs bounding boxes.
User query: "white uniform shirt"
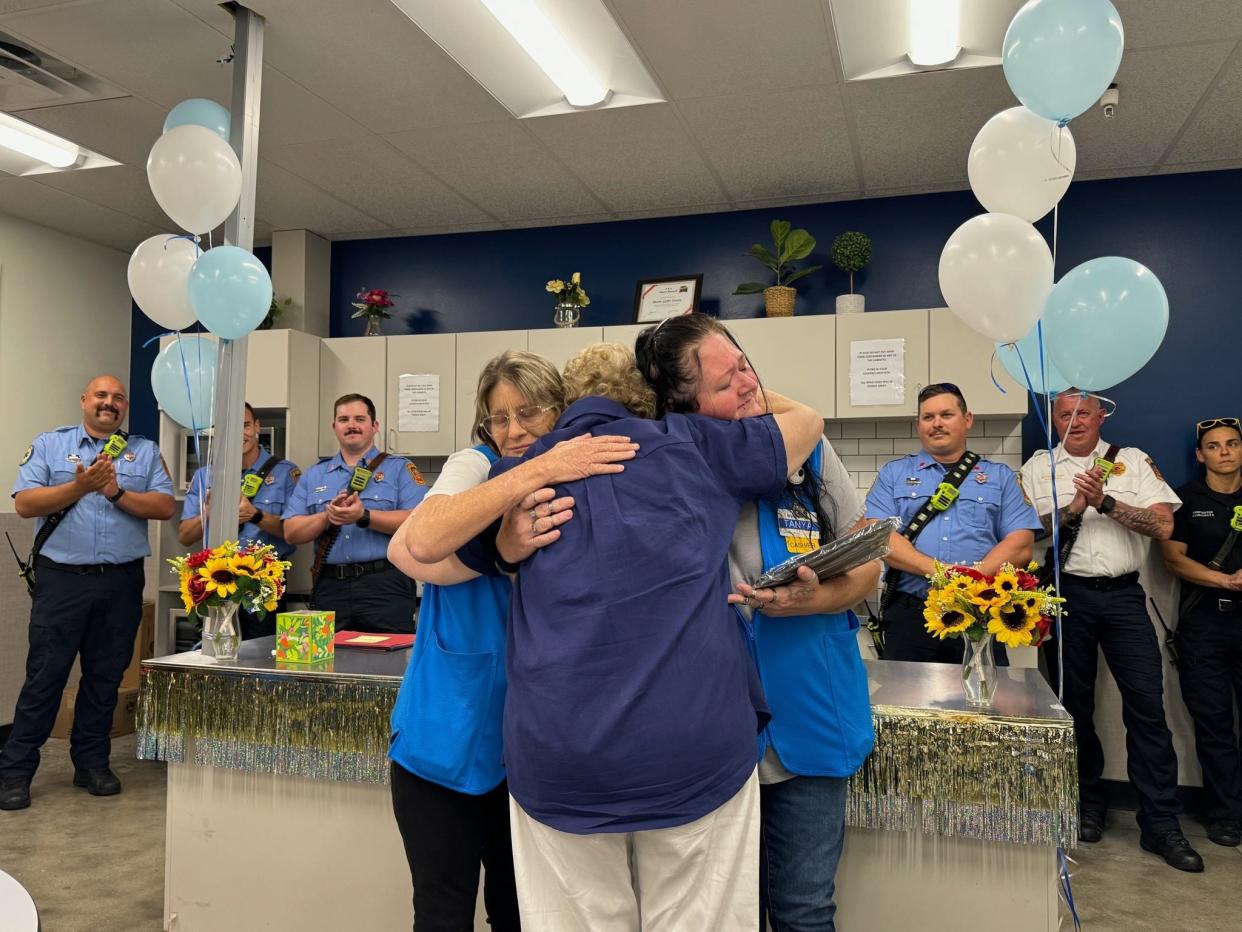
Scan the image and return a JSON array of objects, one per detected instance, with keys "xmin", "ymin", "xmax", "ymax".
[
  {"xmin": 1019, "ymin": 439, "xmax": 1180, "ymax": 577},
  {"xmin": 424, "ymin": 447, "xmax": 492, "ymax": 498}
]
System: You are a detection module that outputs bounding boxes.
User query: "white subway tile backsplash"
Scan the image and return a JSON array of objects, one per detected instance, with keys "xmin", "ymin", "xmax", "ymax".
[
  {"xmin": 841, "ymin": 422, "xmax": 877, "ymax": 439},
  {"xmin": 841, "ymin": 455, "xmax": 876, "ymax": 471},
  {"xmin": 1002, "ymin": 435, "xmax": 1025, "ymax": 454},
  {"xmin": 969, "ymin": 437, "xmax": 1004, "ymax": 455},
  {"xmin": 892, "ymin": 439, "xmax": 923, "ymax": 455},
  {"xmin": 993, "ymin": 454, "xmax": 1022, "ymax": 470},
  {"xmin": 857, "ymin": 471, "xmax": 878, "ymax": 491},
  {"xmin": 822, "ymin": 421, "xmax": 843, "ymax": 439},
  {"xmin": 875, "ymin": 422, "xmax": 913, "ymax": 438},
  {"xmin": 984, "ymin": 418, "xmax": 1024, "ymax": 437},
  {"xmin": 829, "ymin": 438, "xmax": 859, "ymax": 456},
  {"xmin": 858, "ymin": 439, "xmax": 894, "ymax": 455}
]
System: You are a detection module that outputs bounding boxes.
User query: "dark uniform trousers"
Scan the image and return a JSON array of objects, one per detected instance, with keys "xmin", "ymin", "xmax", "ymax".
[
  {"xmin": 1060, "ymin": 574, "xmax": 1182, "ymax": 833},
  {"xmin": 311, "ymin": 562, "xmax": 417, "ymax": 634},
  {"xmin": 883, "ymin": 592, "xmax": 1010, "ymax": 666},
  {"xmin": 0, "ymin": 559, "xmax": 144, "ymax": 778},
  {"xmin": 1175, "ymin": 597, "xmax": 1242, "ymax": 824}
]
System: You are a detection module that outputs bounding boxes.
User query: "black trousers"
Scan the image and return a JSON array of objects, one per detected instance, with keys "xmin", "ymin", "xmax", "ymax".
[
  {"xmin": 0, "ymin": 560, "xmax": 144, "ymax": 778},
  {"xmin": 1176, "ymin": 600, "xmax": 1242, "ymax": 823},
  {"xmin": 882, "ymin": 592, "xmax": 1010, "ymax": 666},
  {"xmin": 1060, "ymin": 577, "xmax": 1182, "ymax": 833},
  {"xmin": 311, "ymin": 563, "xmax": 417, "ymax": 633},
  {"xmin": 390, "ymin": 761, "xmax": 520, "ymax": 932}
]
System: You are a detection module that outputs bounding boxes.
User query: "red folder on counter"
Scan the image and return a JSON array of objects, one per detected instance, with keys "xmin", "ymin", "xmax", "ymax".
[{"xmin": 333, "ymin": 631, "xmax": 415, "ymax": 651}]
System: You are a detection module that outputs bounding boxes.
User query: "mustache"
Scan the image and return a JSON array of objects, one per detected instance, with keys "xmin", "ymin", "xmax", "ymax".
[{"xmin": 96, "ymin": 406, "xmax": 119, "ymax": 415}]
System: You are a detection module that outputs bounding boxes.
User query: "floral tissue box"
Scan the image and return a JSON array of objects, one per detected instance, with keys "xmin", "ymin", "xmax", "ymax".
[{"xmin": 275, "ymin": 610, "xmax": 335, "ymax": 664}]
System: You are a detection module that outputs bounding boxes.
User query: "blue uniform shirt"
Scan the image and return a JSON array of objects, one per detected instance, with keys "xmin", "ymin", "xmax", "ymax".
[
  {"xmin": 182, "ymin": 447, "xmax": 299, "ymax": 558},
  {"xmin": 282, "ymin": 445, "xmax": 427, "ymax": 563},
  {"xmin": 864, "ymin": 451, "xmax": 1041, "ymax": 597},
  {"xmin": 12, "ymin": 424, "xmax": 173, "ymax": 565},
  {"xmin": 467, "ymin": 397, "xmax": 786, "ymax": 835}
]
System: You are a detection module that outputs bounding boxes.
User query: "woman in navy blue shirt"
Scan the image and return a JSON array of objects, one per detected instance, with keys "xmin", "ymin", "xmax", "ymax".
[{"xmin": 636, "ymin": 314, "xmax": 880, "ymax": 932}]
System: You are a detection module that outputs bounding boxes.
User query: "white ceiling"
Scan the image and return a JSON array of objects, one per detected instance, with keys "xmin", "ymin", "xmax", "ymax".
[{"xmin": 0, "ymin": 0, "xmax": 1239, "ymax": 253}]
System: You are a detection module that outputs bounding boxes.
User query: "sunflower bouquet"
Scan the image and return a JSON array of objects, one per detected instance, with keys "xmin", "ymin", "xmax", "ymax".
[
  {"xmin": 169, "ymin": 540, "xmax": 291, "ymax": 619},
  {"xmin": 923, "ymin": 562, "xmax": 1061, "ymax": 649}
]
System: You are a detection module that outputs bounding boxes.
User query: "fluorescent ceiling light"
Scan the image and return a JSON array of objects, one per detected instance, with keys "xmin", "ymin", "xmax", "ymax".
[
  {"xmin": 908, "ymin": 0, "xmax": 961, "ymax": 67},
  {"xmin": 0, "ymin": 112, "xmax": 78, "ymax": 167},
  {"xmin": 478, "ymin": 0, "xmax": 608, "ymax": 107}
]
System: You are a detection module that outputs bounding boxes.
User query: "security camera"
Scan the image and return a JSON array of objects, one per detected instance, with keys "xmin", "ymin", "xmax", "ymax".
[{"xmin": 1100, "ymin": 83, "xmax": 1119, "ymax": 120}]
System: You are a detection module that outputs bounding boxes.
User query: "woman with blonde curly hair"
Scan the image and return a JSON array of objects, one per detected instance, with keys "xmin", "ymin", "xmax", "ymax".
[{"xmin": 459, "ymin": 342, "xmax": 825, "ymax": 931}]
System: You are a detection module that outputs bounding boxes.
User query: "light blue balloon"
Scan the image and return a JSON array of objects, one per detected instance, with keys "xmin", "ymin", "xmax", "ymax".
[
  {"xmin": 187, "ymin": 245, "xmax": 273, "ymax": 340},
  {"xmin": 1043, "ymin": 257, "xmax": 1169, "ymax": 392},
  {"xmin": 995, "ymin": 322, "xmax": 1071, "ymax": 396},
  {"xmin": 163, "ymin": 98, "xmax": 231, "ymax": 141},
  {"xmin": 151, "ymin": 334, "xmax": 218, "ymax": 430},
  {"xmin": 1002, "ymin": 0, "xmax": 1124, "ymax": 124}
]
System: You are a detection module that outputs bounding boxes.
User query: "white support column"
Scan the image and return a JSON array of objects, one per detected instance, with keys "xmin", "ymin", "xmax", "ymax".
[
  {"xmin": 272, "ymin": 229, "xmax": 331, "ymax": 336},
  {"xmin": 207, "ymin": 5, "xmax": 265, "ymax": 550}
]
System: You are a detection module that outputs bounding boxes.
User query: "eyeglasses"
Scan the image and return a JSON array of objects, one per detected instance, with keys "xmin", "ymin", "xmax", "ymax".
[
  {"xmin": 1196, "ymin": 417, "xmax": 1241, "ymax": 438},
  {"xmin": 917, "ymin": 382, "xmax": 965, "ymax": 404},
  {"xmin": 479, "ymin": 404, "xmax": 556, "ymax": 435}
]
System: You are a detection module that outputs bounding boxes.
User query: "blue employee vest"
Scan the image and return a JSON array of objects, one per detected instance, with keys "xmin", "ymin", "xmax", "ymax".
[
  {"xmin": 388, "ymin": 445, "xmax": 513, "ymax": 795},
  {"xmin": 749, "ymin": 443, "xmax": 875, "ymax": 776}
]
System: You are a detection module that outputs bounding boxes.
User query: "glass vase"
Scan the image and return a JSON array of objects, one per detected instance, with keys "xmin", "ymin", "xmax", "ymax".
[
  {"xmin": 202, "ymin": 602, "xmax": 241, "ymax": 663},
  {"xmin": 961, "ymin": 632, "xmax": 997, "ymax": 708},
  {"xmin": 362, "ymin": 315, "xmax": 384, "ymax": 337},
  {"xmin": 553, "ymin": 300, "xmax": 580, "ymax": 328}
]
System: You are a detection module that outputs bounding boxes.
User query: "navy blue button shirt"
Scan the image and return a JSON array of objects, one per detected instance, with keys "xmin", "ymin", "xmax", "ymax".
[{"xmin": 478, "ymin": 397, "xmax": 787, "ymax": 835}]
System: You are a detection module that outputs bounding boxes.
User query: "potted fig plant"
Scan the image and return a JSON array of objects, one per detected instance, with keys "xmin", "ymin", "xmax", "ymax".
[
  {"xmin": 831, "ymin": 231, "xmax": 871, "ymax": 314},
  {"xmin": 733, "ymin": 220, "xmax": 822, "ymax": 317}
]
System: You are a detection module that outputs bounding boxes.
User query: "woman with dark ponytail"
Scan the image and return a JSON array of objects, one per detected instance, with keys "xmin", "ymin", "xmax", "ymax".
[{"xmin": 636, "ymin": 313, "xmax": 880, "ymax": 932}]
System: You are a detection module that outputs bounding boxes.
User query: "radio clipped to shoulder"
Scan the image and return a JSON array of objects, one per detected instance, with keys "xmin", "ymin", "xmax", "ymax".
[
  {"xmin": 1231, "ymin": 505, "xmax": 1242, "ymax": 533},
  {"xmin": 101, "ymin": 431, "xmax": 128, "ymax": 459},
  {"xmin": 929, "ymin": 481, "xmax": 960, "ymax": 511},
  {"xmin": 348, "ymin": 464, "xmax": 373, "ymax": 493},
  {"xmin": 1093, "ymin": 457, "xmax": 1117, "ymax": 482},
  {"xmin": 241, "ymin": 473, "xmax": 263, "ymax": 499}
]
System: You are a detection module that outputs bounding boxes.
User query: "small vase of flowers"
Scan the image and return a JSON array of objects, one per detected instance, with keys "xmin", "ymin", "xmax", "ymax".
[
  {"xmin": 546, "ymin": 272, "xmax": 590, "ymax": 328},
  {"xmin": 352, "ymin": 288, "xmax": 397, "ymax": 336}
]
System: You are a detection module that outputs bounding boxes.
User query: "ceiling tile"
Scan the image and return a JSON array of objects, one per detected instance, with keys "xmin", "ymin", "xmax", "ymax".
[
  {"xmin": 32, "ymin": 163, "xmax": 170, "ymax": 228},
  {"xmin": 610, "ymin": 0, "xmax": 839, "ymax": 98},
  {"xmin": 734, "ymin": 191, "xmax": 864, "ymax": 210},
  {"xmin": 1114, "ymin": 0, "xmax": 1242, "ymax": 49},
  {"xmin": 0, "ymin": 175, "xmax": 159, "ymax": 251},
  {"xmin": 254, "ymin": 160, "xmax": 388, "ymax": 237},
  {"xmin": 1155, "ymin": 158, "xmax": 1242, "ymax": 175},
  {"xmin": 679, "ymin": 84, "xmax": 857, "ymax": 201},
  {"xmin": 1072, "ymin": 42, "xmax": 1234, "ymax": 172},
  {"xmin": 257, "ymin": 68, "xmax": 368, "ymax": 152},
  {"xmin": 1164, "ymin": 45, "xmax": 1242, "ymax": 164},
  {"xmin": 615, "ymin": 203, "xmax": 734, "ymax": 220},
  {"xmin": 384, "ymin": 121, "xmax": 608, "ymax": 221},
  {"xmin": 11, "ymin": 95, "xmax": 165, "ymax": 166},
  {"xmin": 262, "ymin": 138, "xmax": 493, "ymax": 228},
  {"xmin": 240, "ymin": 0, "xmax": 509, "ymax": 132},
  {"xmin": 2, "ymin": 0, "xmax": 232, "ymax": 106},
  {"xmin": 846, "ymin": 66, "xmax": 1015, "ymax": 190},
  {"xmin": 502, "ymin": 214, "xmax": 615, "ymax": 230},
  {"xmin": 523, "ymin": 104, "xmax": 728, "ymax": 211},
  {"xmin": 0, "ymin": 0, "xmax": 95, "ymax": 14}
]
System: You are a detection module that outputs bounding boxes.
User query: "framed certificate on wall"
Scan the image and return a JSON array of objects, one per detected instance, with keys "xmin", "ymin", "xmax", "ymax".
[{"xmin": 632, "ymin": 274, "xmax": 703, "ymax": 323}]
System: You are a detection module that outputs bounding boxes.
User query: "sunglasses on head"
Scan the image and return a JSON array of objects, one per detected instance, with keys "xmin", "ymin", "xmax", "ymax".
[
  {"xmin": 917, "ymin": 382, "xmax": 964, "ymax": 403},
  {"xmin": 1196, "ymin": 417, "xmax": 1241, "ymax": 439}
]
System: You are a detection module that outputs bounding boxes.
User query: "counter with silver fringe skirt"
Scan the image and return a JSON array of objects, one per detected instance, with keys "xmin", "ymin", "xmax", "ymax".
[{"xmin": 138, "ymin": 643, "xmax": 1073, "ymax": 931}]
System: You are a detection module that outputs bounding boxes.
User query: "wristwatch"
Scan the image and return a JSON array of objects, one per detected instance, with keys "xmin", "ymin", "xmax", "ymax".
[
  {"xmin": 1097, "ymin": 494, "xmax": 1117, "ymax": 515},
  {"xmin": 356, "ymin": 508, "xmax": 372, "ymax": 529},
  {"xmin": 107, "ymin": 487, "xmax": 126, "ymax": 504},
  {"xmin": 250, "ymin": 508, "xmax": 265, "ymax": 525}
]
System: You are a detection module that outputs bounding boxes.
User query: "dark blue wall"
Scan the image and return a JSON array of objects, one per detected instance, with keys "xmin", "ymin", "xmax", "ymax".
[
  {"xmin": 129, "ymin": 174, "xmax": 1242, "ymax": 491},
  {"xmin": 127, "ymin": 245, "xmax": 271, "ymax": 440}
]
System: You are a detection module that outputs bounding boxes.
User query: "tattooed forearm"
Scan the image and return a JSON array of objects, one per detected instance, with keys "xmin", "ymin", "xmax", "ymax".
[
  {"xmin": 1109, "ymin": 501, "xmax": 1173, "ymax": 540},
  {"xmin": 1039, "ymin": 508, "xmax": 1083, "ymax": 536}
]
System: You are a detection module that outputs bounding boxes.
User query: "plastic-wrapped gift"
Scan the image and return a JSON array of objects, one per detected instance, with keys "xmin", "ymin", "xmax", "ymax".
[{"xmin": 275, "ymin": 610, "xmax": 335, "ymax": 663}]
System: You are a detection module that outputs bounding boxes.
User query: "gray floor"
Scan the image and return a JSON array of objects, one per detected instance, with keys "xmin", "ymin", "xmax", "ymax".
[{"xmin": 0, "ymin": 735, "xmax": 1239, "ymax": 931}]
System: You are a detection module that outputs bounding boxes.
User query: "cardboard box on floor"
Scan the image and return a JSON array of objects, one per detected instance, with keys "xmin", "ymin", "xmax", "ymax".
[{"xmin": 50, "ymin": 601, "xmax": 153, "ymax": 740}]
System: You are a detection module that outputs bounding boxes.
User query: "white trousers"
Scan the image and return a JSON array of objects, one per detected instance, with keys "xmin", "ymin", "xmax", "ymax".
[{"xmin": 509, "ymin": 770, "xmax": 760, "ymax": 932}]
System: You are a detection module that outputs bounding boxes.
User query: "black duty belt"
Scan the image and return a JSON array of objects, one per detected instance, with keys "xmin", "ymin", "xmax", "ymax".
[
  {"xmin": 1059, "ymin": 571, "xmax": 1139, "ymax": 592},
  {"xmin": 35, "ymin": 556, "xmax": 142, "ymax": 575},
  {"xmin": 322, "ymin": 559, "xmax": 392, "ymax": 580}
]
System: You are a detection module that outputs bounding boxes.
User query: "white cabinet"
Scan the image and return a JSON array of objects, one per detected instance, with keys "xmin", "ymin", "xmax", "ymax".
[
  {"xmin": 602, "ymin": 324, "xmax": 648, "ymax": 349},
  {"xmin": 319, "ymin": 338, "xmax": 388, "ymax": 456},
  {"xmin": 835, "ymin": 309, "xmax": 930, "ymax": 419},
  {"xmin": 928, "ymin": 308, "xmax": 1027, "ymax": 417},
  {"xmin": 727, "ymin": 316, "xmax": 836, "ymax": 417},
  {"xmin": 386, "ymin": 334, "xmax": 457, "ymax": 457},
  {"xmin": 527, "ymin": 327, "xmax": 605, "ymax": 372},
  {"xmin": 454, "ymin": 331, "xmax": 529, "ymax": 448}
]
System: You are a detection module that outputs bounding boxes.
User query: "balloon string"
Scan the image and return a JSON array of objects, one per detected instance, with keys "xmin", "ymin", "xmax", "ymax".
[
  {"xmin": 989, "ymin": 348, "xmax": 1008, "ymax": 395},
  {"xmin": 173, "ymin": 333, "xmax": 205, "ymax": 550},
  {"xmin": 1036, "ymin": 321, "xmax": 1065, "ymax": 702}
]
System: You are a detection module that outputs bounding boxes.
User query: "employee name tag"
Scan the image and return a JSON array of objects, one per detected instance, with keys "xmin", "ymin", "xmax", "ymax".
[
  {"xmin": 778, "ymin": 507, "xmax": 820, "ymax": 554},
  {"xmin": 349, "ymin": 466, "xmax": 372, "ymax": 492},
  {"xmin": 102, "ymin": 433, "xmax": 128, "ymax": 459},
  {"xmin": 241, "ymin": 474, "xmax": 263, "ymax": 499}
]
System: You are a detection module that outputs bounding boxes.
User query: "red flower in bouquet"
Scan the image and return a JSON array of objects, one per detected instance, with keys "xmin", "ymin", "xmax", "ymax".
[
  {"xmin": 185, "ymin": 548, "xmax": 212, "ymax": 570},
  {"xmin": 352, "ymin": 287, "xmax": 397, "ymax": 321},
  {"xmin": 186, "ymin": 574, "xmax": 209, "ymax": 605},
  {"xmin": 952, "ymin": 565, "xmax": 986, "ymax": 581}
]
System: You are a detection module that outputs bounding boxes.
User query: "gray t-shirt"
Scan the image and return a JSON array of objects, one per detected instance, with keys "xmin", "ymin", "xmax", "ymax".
[{"xmin": 729, "ymin": 437, "xmax": 864, "ymax": 783}]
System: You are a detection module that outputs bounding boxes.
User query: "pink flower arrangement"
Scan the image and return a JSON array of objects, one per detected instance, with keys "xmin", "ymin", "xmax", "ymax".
[{"xmin": 352, "ymin": 288, "xmax": 397, "ymax": 320}]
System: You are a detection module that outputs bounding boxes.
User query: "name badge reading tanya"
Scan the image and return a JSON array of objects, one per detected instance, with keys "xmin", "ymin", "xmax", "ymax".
[{"xmin": 777, "ymin": 507, "xmax": 820, "ymax": 554}]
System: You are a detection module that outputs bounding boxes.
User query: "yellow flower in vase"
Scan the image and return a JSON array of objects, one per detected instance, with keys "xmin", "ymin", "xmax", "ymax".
[
  {"xmin": 968, "ymin": 578, "xmax": 1008, "ymax": 610},
  {"xmin": 923, "ymin": 594, "xmax": 974, "ymax": 640},
  {"xmin": 993, "ymin": 569, "xmax": 1021, "ymax": 598},
  {"xmin": 545, "ymin": 280, "xmax": 566, "ymax": 294},
  {"xmin": 199, "ymin": 557, "xmax": 238, "ymax": 598},
  {"xmin": 987, "ymin": 599, "xmax": 1039, "ymax": 648},
  {"xmin": 229, "ymin": 553, "xmax": 262, "ymax": 579}
]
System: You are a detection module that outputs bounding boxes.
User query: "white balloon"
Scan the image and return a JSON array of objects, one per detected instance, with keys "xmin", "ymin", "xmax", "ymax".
[
  {"xmin": 146, "ymin": 124, "xmax": 241, "ymax": 235},
  {"xmin": 938, "ymin": 213, "xmax": 1054, "ymax": 343},
  {"xmin": 968, "ymin": 106, "xmax": 1076, "ymax": 222},
  {"xmin": 127, "ymin": 234, "xmax": 199, "ymax": 330}
]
